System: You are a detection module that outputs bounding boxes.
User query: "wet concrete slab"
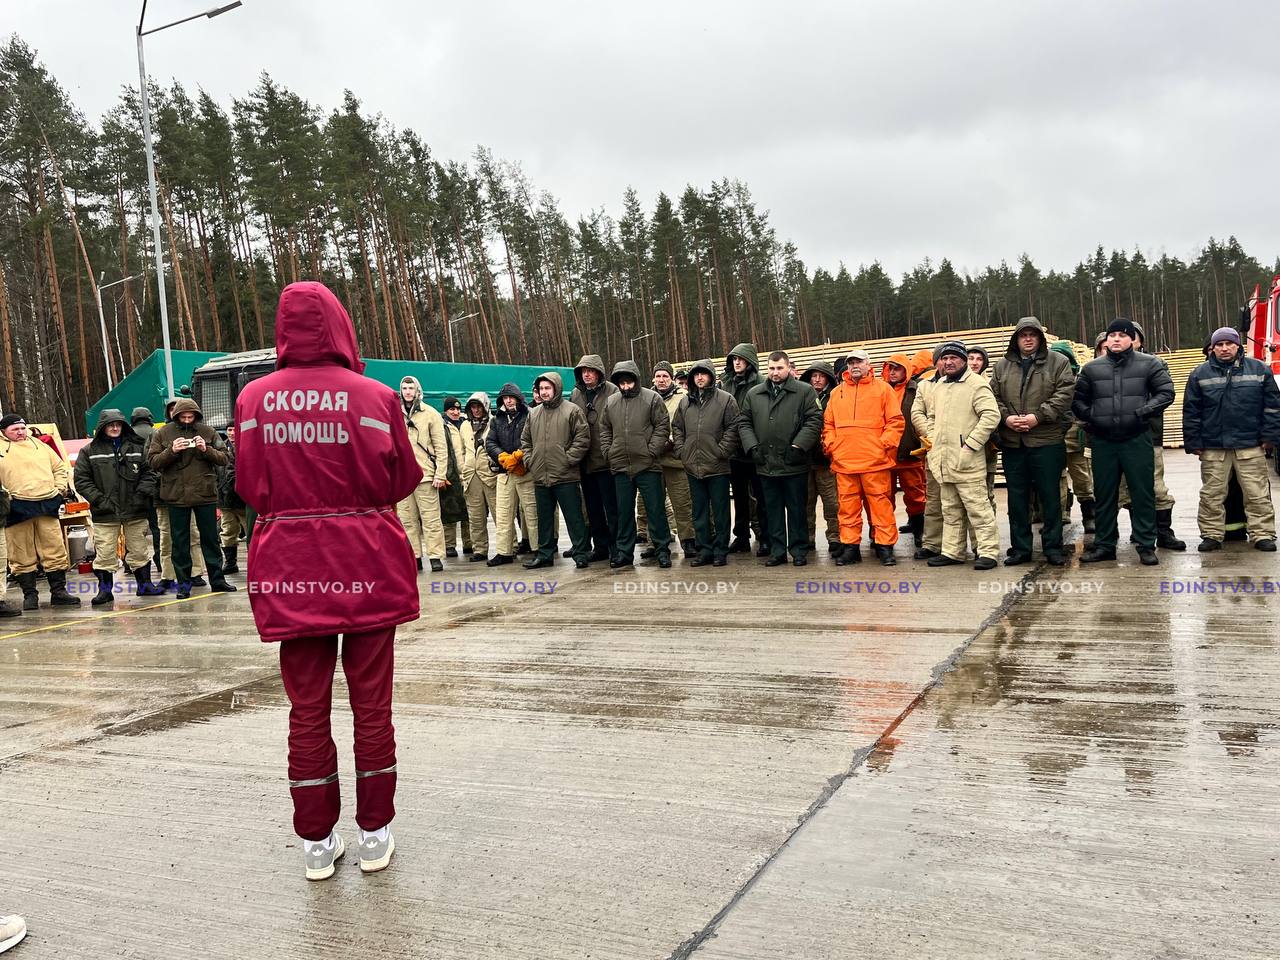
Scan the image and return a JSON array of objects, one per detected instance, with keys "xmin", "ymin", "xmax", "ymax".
[{"xmin": 1, "ymin": 454, "xmax": 1276, "ymax": 958}]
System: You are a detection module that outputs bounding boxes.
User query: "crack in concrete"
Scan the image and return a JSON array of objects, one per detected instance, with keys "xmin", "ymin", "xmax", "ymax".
[{"xmin": 666, "ymin": 561, "xmax": 1048, "ymax": 959}]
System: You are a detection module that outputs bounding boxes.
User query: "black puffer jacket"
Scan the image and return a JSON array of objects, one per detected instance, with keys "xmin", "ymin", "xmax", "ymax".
[
  {"xmin": 485, "ymin": 382, "xmax": 530, "ymax": 473},
  {"xmin": 73, "ymin": 408, "xmax": 158, "ymax": 522},
  {"xmin": 1183, "ymin": 353, "xmax": 1280, "ymax": 451},
  {"xmin": 1072, "ymin": 347, "xmax": 1175, "ymax": 442}
]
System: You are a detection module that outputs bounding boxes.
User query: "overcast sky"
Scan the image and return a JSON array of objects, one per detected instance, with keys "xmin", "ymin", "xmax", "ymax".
[{"xmin": 10, "ymin": 1, "xmax": 1280, "ymax": 277}]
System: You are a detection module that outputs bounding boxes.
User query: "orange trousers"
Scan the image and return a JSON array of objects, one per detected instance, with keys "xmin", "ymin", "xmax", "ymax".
[
  {"xmin": 891, "ymin": 461, "xmax": 928, "ymax": 516},
  {"xmin": 837, "ymin": 470, "xmax": 898, "ymax": 546}
]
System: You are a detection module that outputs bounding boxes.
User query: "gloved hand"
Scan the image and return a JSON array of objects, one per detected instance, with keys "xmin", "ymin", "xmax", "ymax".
[
  {"xmin": 508, "ymin": 450, "xmax": 528, "ymax": 476},
  {"xmin": 909, "ymin": 436, "xmax": 933, "ymax": 459},
  {"xmin": 497, "ymin": 452, "xmax": 513, "ymax": 470},
  {"xmin": 784, "ymin": 445, "xmax": 805, "ymax": 466}
]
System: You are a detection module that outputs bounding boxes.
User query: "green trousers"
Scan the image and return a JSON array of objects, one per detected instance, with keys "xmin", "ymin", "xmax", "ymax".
[{"xmin": 1091, "ymin": 433, "xmax": 1156, "ymax": 550}]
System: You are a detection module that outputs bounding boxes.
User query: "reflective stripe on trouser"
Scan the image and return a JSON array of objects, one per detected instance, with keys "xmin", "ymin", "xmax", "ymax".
[
  {"xmin": 836, "ymin": 470, "xmax": 899, "ymax": 547},
  {"xmin": 806, "ymin": 465, "xmax": 839, "ymax": 545},
  {"xmin": 922, "ymin": 467, "xmax": 944, "ymax": 552},
  {"xmin": 279, "ymin": 624, "xmax": 398, "ymax": 841},
  {"xmin": 156, "ymin": 508, "xmax": 205, "ymax": 580},
  {"xmin": 91, "ymin": 518, "xmax": 153, "ymax": 572},
  {"xmin": 397, "ymin": 480, "xmax": 445, "ymax": 560},
  {"xmin": 5, "ymin": 515, "xmax": 69, "ymax": 575},
  {"xmin": 1198, "ymin": 448, "xmax": 1276, "ymax": 541},
  {"xmin": 1119, "ymin": 445, "xmax": 1174, "ymax": 510},
  {"xmin": 941, "ymin": 478, "xmax": 999, "ymax": 560},
  {"xmin": 494, "ymin": 472, "xmax": 538, "ymax": 556},
  {"xmin": 464, "ymin": 478, "xmax": 499, "ymax": 554},
  {"xmin": 1061, "ymin": 449, "xmax": 1093, "ymax": 502},
  {"xmin": 890, "ymin": 461, "xmax": 928, "ymax": 516},
  {"xmin": 218, "ymin": 508, "xmax": 247, "ymax": 548}
]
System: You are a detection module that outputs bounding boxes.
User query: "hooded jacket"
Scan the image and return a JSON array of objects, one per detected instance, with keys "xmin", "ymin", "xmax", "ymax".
[
  {"xmin": 880, "ymin": 353, "xmax": 924, "ymax": 462},
  {"xmin": 822, "ymin": 369, "xmax": 904, "ymax": 475},
  {"xmin": 233, "ymin": 281, "xmax": 423, "ymax": 643},
  {"xmin": 1072, "ymin": 346, "xmax": 1175, "ymax": 443},
  {"xmin": 800, "ymin": 360, "xmax": 838, "ymax": 466},
  {"xmin": 599, "ymin": 360, "xmax": 669, "ymax": 476},
  {"xmin": 217, "ymin": 436, "xmax": 245, "ymax": 511},
  {"xmin": 485, "ymin": 383, "xmax": 530, "ymax": 473},
  {"xmin": 74, "ymin": 408, "xmax": 157, "ymax": 523},
  {"xmin": 738, "ymin": 373, "xmax": 823, "ymax": 478},
  {"xmin": 569, "ymin": 354, "xmax": 621, "ymax": 473},
  {"xmin": 720, "ymin": 343, "xmax": 763, "ymax": 462},
  {"xmin": 990, "ymin": 318, "xmax": 1077, "ymax": 448},
  {"xmin": 147, "ymin": 397, "xmax": 227, "ymax": 506},
  {"xmin": 130, "ymin": 406, "xmax": 157, "ymax": 448},
  {"xmin": 399, "ymin": 375, "xmax": 449, "ymax": 483},
  {"xmin": 672, "ymin": 359, "xmax": 741, "ymax": 479},
  {"xmin": 1183, "ymin": 351, "xmax": 1280, "ymax": 452},
  {"xmin": 460, "ymin": 391, "xmax": 497, "ymax": 489},
  {"xmin": 918, "ymin": 368, "xmax": 1001, "ymax": 483},
  {"xmin": 520, "ymin": 372, "xmax": 590, "ymax": 485}
]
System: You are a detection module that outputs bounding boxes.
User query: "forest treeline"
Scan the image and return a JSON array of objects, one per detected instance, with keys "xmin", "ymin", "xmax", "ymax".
[{"xmin": 1, "ymin": 36, "xmax": 1276, "ymax": 436}]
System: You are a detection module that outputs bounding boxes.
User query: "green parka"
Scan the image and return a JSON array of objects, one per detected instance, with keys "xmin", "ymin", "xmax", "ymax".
[
  {"xmin": 720, "ymin": 342, "xmax": 763, "ymax": 462},
  {"xmin": 672, "ymin": 360, "xmax": 741, "ymax": 478},
  {"xmin": 569, "ymin": 354, "xmax": 621, "ymax": 474},
  {"xmin": 73, "ymin": 408, "xmax": 158, "ymax": 522},
  {"xmin": 598, "ymin": 360, "xmax": 670, "ymax": 476},
  {"xmin": 146, "ymin": 397, "xmax": 228, "ymax": 506},
  {"xmin": 520, "ymin": 371, "xmax": 591, "ymax": 485},
  {"xmin": 990, "ymin": 317, "xmax": 1077, "ymax": 448},
  {"xmin": 737, "ymin": 374, "xmax": 823, "ymax": 478}
]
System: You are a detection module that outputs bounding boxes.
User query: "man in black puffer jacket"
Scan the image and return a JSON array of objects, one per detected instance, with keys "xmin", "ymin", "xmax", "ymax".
[
  {"xmin": 484, "ymin": 383, "xmax": 536, "ymax": 566},
  {"xmin": 1072, "ymin": 318, "xmax": 1175, "ymax": 564}
]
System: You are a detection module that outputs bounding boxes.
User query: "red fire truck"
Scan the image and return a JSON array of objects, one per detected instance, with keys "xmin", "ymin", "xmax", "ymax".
[{"xmin": 1243, "ymin": 276, "xmax": 1280, "ymax": 472}]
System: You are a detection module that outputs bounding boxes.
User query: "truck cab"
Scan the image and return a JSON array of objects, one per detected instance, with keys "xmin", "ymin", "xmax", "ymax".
[{"xmin": 190, "ymin": 348, "xmax": 278, "ymax": 433}]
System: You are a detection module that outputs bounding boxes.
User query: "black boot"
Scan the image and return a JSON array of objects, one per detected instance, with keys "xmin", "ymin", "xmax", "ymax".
[
  {"xmin": 1080, "ymin": 499, "xmax": 1096, "ymax": 534},
  {"xmin": 0, "ymin": 597, "xmax": 18, "ymax": 617},
  {"xmin": 134, "ymin": 561, "xmax": 164, "ymax": 597},
  {"xmin": 17, "ymin": 573, "xmax": 39, "ymax": 611},
  {"xmin": 1156, "ymin": 509, "xmax": 1186, "ymax": 551},
  {"xmin": 222, "ymin": 545, "xmax": 240, "ymax": 574},
  {"xmin": 48, "ymin": 570, "xmax": 82, "ymax": 607},
  {"xmin": 681, "ymin": 538, "xmax": 696, "ymax": 555},
  {"xmin": 907, "ymin": 513, "xmax": 924, "ymax": 548},
  {"xmin": 92, "ymin": 570, "xmax": 115, "ymax": 606}
]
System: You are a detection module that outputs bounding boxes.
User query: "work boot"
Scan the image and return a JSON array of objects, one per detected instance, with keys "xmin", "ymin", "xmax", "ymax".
[
  {"xmin": 755, "ymin": 543, "xmax": 771, "ymax": 557},
  {"xmin": 47, "ymin": 570, "xmax": 81, "ymax": 607},
  {"xmin": 516, "ymin": 538, "xmax": 532, "ymax": 555},
  {"xmin": 727, "ymin": 537, "xmax": 750, "ymax": 554},
  {"xmin": 827, "ymin": 539, "xmax": 843, "ymax": 555},
  {"xmin": 429, "ymin": 559, "xmax": 444, "ymax": 573},
  {"xmin": 92, "ymin": 570, "xmax": 115, "ymax": 606},
  {"xmin": 562, "ymin": 548, "xmax": 574, "ymax": 558},
  {"xmin": 177, "ymin": 581, "xmax": 193, "ymax": 600},
  {"xmin": 973, "ymin": 556, "xmax": 997, "ymax": 571},
  {"xmin": 469, "ymin": 552, "xmax": 488, "ymax": 562},
  {"xmin": 898, "ymin": 521, "xmax": 912, "ymax": 533},
  {"xmin": 1197, "ymin": 538, "xmax": 1222, "ymax": 553},
  {"xmin": 640, "ymin": 546, "xmax": 658, "ymax": 560},
  {"xmin": 222, "ymin": 545, "xmax": 240, "ymax": 574},
  {"xmin": 1080, "ymin": 499, "xmax": 1096, "ymax": 534},
  {"xmin": 1156, "ymin": 509, "xmax": 1186, "ymax": 551},
  {"xmin": 158, "ymin": 578, "xmax": 175, "ymax": 593},
  {"xmin": 134, "ymin": 562, "xmax": 164, "ymax": 596},
  {"xmin": 1079, "ymin": 547, "xmax": 1117, "ymax": 563},
  {"xmin": 190, "ymin": 575, "xmax": 207, "ymax": 587},
  {"xmin": 926, "ymin": 554, "xmax": 963, "ymax": 567},
  {"xmin": 1136, "ymin": 546, "xmax": 1159, "ymax": 566},
  {"xmin": 486, "ymin": 554, "xmax": 514, "ymax": 566},
  {"xmin": 588, "ymin": 546, "xmax": 610, "ymax": 562},
  {"xmin": 523, "ymin": 556, "xmax": 553, "ymax": 569},
  {"xmin": 681, "ymin": 538, "xmax": 696, "ymax": 555},
  {"xmin": 446, "ymin": 547, "xmax": 458, "ymax": 558},
  {"xmin": 209, "ymin": 578, "xmax": 238, "ymax": 593},
  {"xmin": 416, "ymin": 557, "xmax": 423, "ymax": 572},
  {"xmin": 1256, "ymin": 539, "xmax": 1277, "ymax": 552},
  {"xmin": 835, "ymin": 544, "xmax": 862, "ymax": 566},
  {"xmin": 17, "ymin": 573, "xmax": 39, "ymax": 611},
  {"xmin": 913, "ymin": 546, "xmax": 940, "ymax": 560},
  {"xmin": 875, "ymin": 544, "xmax": 896, "ymax": 566},
  {"xmin": 0, "ymin": 598, "xmax": 19, "ymax": 618},
  {"xmin": 907, "ymin": 514, "xmax": 924, "ymax": 548}
]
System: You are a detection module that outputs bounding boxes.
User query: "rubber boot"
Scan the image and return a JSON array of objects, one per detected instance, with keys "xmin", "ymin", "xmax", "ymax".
[
  {"xmin": 91, "ymin": 570, "xmax": 115, "ymax": 606},
  {"xmin": 48, "ymin": 570, "xmax": 82, "ymax": 607},
  {"xmin": 17, "ymin": 572, "xmax": 39, "ymax": 611},
  {"xmin": 134, "ymin": 561, "xmax": 164, "ymax": 597},
  {"xmin": 1156, "ymin": 508, "xmax": 1186, "ymax": 551},
  {"xmin": 907, "ymin": 513, "xmax": 924, "ymax": 549},
  {"xmin": 0, "ymin": 598, "xmax": 19, "ymax": 617},
  {"xmin": 223, "ymin": 545, "xmax": 240, "ymax": 574},
  {"xmin": 1080, "ymin": 499, "xmax": 1096, "ymax": 534}
]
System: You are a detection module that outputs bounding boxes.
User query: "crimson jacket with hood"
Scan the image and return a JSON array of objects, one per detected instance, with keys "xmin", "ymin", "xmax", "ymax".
[{"xmin": 234, "ymin": 281, "xmax": 423, "ymax": 643}]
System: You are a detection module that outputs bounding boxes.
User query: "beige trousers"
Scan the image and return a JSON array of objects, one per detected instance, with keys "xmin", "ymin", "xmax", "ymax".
[
  {"xmin": 91, "ymin": 518, "xmax": 153, "ymax": 572},
  {"xmin": 398, "ymin": 481, "xmax": 446, "ymax": 561},
  {"xmin": 495, "ymin": 472, "xmax": 538, "ymax": 556},
  {"xmin": 941, "ymin": 477, "xmax": 999, "ymax": 561},
  {"xmin": 1198, "ymin": 448, "xmax": 1275, "ymax": 541},
  {"xmin": 465, "ymin": 478, "xmax": 500, "ymax": 555}
]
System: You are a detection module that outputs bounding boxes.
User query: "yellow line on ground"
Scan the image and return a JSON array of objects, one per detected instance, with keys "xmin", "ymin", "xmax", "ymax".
[{"xmin": 0, "ymin": 594, "xmax": 213, "ymax": 642}]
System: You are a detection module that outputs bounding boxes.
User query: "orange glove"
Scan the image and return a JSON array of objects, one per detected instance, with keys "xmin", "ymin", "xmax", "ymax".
[
  {"xmin": 497, "ymin": 452, "xmax": 514, "ymax": 470},
  {"xmin": 508, "ymin": 449, "xmax": 527, "ymax": 476},
  {"xmin": 909, "ymin": 436, "xmax": 933, "ymax": 459}
]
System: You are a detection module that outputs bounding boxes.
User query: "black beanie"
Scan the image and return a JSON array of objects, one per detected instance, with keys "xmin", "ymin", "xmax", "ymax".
[
  {"xmin": 0, "ymin": 413, "xmax": 25, "ymax": 432},
  {"xmin": 938, "ymin": 340, "xmax": 968, "ymax": 361},
  {"xmin": 1106, "ymin": 318, "xmax": 1138, "ymax": 339},
  {"xmin": 442, "ymin": 396, "xmax": 461, "ymax": 411}
]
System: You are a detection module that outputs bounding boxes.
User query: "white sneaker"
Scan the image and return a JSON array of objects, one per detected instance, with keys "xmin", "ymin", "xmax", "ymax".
[
  {"xmin": 303, "ymin": 832, "xmax": 345, "ymax": 881},
  {"xmin": 358, "ymin": 826, "xmax": 395, "ymax": 873},
  {"xmin": 0, "ymin": 915, "xmax": 26, "ymax": 954}
]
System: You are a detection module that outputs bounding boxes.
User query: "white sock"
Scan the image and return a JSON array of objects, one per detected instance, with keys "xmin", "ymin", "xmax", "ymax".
[
  {"xmin": 361, "ymin": 825, "xmax": 389, "ymax": 842},
  {"xmin": 305, "ymin": 832, "xmax": 336, "ymax": 851}
]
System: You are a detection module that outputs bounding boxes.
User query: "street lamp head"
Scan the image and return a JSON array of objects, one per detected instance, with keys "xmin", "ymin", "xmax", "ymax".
[{"xmin": 206, "ymin": 1, "xmax": 242, "ymax": 16}]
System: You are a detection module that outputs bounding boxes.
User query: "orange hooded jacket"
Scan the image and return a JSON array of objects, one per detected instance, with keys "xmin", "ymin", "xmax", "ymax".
[{"xmin": 822, "ymin": 368, "xmax": 904, "ymax": 474}]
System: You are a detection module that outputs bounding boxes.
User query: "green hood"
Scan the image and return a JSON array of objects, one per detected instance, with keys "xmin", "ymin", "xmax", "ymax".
[
  {"xmin": 1007, "ymin": 317, "xmax": 1047, "ymax": 360},
  {"xmin": 1049, "ymin": 339, "xmax": 1080, "ymax": 373},
  {"xmin": 534, "ymin": 371, "xmax": 565, "ymax": 406},
  {"xmin": 94, "ymin": 407, "xmax": 138, "ymax": 441},
  {"xmin": 724, "ymin": 342, "xmax": 759, "ymax": 378}
]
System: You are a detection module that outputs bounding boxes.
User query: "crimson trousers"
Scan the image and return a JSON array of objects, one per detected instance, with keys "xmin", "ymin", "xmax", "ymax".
[{"xmin": 278, "ymin": 625, "xmax": 398, "ymax": 841}]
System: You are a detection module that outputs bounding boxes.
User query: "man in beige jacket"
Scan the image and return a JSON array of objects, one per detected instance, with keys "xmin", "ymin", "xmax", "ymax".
[
  {"xmin": 396, "ymin": 375, "xmax": 449, "ymax": 572},
  {"xmin": 914, "ymin": 341, "xmax": 1001, "ymax": 570}
]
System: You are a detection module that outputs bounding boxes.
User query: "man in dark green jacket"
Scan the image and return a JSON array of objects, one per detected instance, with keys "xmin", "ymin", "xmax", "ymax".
[
  {"xmin": 520, "ymin": 371, "xmax": 592, "ymax": 568},
  {"xmin": 599, "ymin": 360, "xmax": 672, "ymax": 568},
  {"xmin": 738, "ymin": 351, "xmax": 823, "ymax": 566},
  {"xmin": 673, "ymin": 359, "xmax": 740, "ymax": 566},
  {"xmin": 569, "ymin": 354, "xmax": 620, "ymax": 561},
  {"xmin": 990, "ymin": 317, "xmax": 1076, "ymax": 566},
  {"xmin": 800, "ymin": 359, "xmax": 841, "ymax": 555},
  {"xmin": 720, "ymin": 342, "xmax": 766, "ymax": 554},
  {"xmin": 74, "ymin": 408, "xmax": 162, "ymax": 603}
]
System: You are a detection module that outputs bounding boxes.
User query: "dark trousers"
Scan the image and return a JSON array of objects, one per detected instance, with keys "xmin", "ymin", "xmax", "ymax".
[
  {"xmin": 146, "ymin": 504, "xmax": 161, "ymax": 561},
  {"xmin": 614, "ymin": 470, "xmax": 670, "ymax": 560},
  {"xmin": 729, "ymin": 459, "xmax": 767, "ymax": 546},
  {"xmin": 535, "ymin": 481, "xmax": 591, "ymax": 561},
  {"xmin": 581, "ymin": 468, "xmax": 618, "ymax": 555},
  {"xmin": 279, "ymin": 626, "xmax": 397, "ymax": 841},
  {"xmin": 1004, "ymin": 442, "xmax": 1067, "ymax": 554},
  {"xmin": 759, "ymin": 473, "xmax": 809, "ymax": 560},
  {"xmin": 1092, "ymin": 433, "xmax": 1157, "ymax": 550},
  {"xmin": 688, "ymin": 472, "xmax": 732, "ymax": 560},
  {"xmin": 168, "ymin": 503, "xmax": 226, "ymax": 585}
]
